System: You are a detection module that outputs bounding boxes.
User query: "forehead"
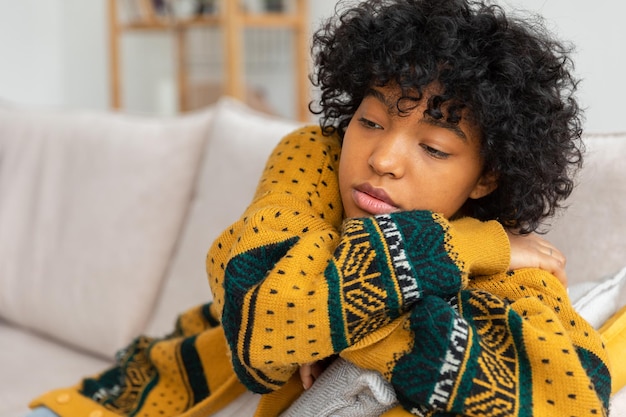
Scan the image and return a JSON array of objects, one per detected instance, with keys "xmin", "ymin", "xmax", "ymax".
[
  {"xmin": 366, "ymin": 83, "xmax": 429, "ymax": 111},
  {"xmin": 367, "ymin": 82, "xmax": 468, "ymax": 117},
  {"xmin": 363, "ymin": 84, "xmax": 482, "ymax": 143}
]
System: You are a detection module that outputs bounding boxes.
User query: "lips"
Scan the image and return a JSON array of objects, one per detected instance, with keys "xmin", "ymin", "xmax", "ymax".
[{"xmin": 352, "ymin": 183, "xmax": 400, "ymax": 215}]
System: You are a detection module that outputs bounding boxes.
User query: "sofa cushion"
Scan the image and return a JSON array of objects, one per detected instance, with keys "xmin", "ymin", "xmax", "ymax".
[
  {"xmin": 0, "ymin": 320, "xmax": 112, "ymax": 417},
  {"xmin": 545, "ymin": 133, "xmax": 626, "ymax": 285},
  {"xmin": 0, "ymin": 106, "xmax": 213, "ymax": 357},
  {"xmin": 146, "ymin": 97, "xmax": 300, "ymax": 335}
]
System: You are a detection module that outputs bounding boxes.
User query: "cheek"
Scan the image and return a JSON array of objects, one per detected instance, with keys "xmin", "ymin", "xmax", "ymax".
[
  {"xmin": 402, "ymin": 174, "xmax": 476, "ymax": 217},
  {"xmin": 338, "ymin": 162, "xmax": 352, "ymax": 201},
  {"xmin": 338, "ymin": 139, "xmax": 360, "ymax": 182},
  {"xmin": 338, "ymin": 156, "xmax": 349, "ymax": 194}
]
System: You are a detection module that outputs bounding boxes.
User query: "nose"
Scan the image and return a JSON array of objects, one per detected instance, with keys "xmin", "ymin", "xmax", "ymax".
[{"xmin": 367, "ymin": 134, "xmax": 406, "ymax": 178}]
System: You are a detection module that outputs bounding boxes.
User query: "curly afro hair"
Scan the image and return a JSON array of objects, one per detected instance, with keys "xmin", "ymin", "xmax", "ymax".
[{"xmin": 310, "ymin": 0, "xmax": 584, "ymax": 234}]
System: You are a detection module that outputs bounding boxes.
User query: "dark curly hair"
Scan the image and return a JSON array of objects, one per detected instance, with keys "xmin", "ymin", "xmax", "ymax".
[{"xmin": 310, "ymin": 0, "xmax": 584, "ymax": 234}]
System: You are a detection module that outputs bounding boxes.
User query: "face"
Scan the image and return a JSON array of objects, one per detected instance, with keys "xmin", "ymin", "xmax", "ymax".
[{"xmin": 339, "ymin": 85, "xmax": 497, "ymax": 220}]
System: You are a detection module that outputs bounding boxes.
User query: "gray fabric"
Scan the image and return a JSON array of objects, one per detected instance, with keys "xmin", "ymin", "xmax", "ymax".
[{"xmin": 280, "ymin": 358, "xmax": 398, "ymax": 417}]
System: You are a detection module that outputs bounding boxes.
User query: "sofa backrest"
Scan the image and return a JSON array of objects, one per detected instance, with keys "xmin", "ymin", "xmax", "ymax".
[
  {"xmin": 2, "ymin": 95, "xmax": 622, "ymax": 356},
  {"xmin": 0, "ymin": 103, "xmax": 213, "ymax": 357},
  {"xmin": 545, "ymin": 133, "xmax": 626, "ymax": 285}
]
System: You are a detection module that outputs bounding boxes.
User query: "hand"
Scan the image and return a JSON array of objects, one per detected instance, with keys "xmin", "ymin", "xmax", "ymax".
[
  {"xmin": 299, "ymin": 361, "xmax": 325, "ymax": 390},
  {"xmin": 507, "ymin": 231, "xmax": 568, "ymax": 287}
]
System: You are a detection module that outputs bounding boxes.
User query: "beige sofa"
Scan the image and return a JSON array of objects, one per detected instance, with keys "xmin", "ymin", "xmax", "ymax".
[{"xmin": 0, "ymin": 97, "xmax": 624, "ymax": 416}]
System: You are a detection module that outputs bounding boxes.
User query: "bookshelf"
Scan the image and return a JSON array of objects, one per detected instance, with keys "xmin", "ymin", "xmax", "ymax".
[{"xmin": 107, "ymin": 0, "xmax": 310, "ymax": 120}]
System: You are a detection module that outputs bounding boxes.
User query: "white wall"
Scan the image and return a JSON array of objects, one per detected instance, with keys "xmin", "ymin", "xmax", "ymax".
[
  {"xmin": 0, "ymin": 1, "xmax": 109, "ymax": 110},
  {"xmin": 500, "ymin": 0, "xmax": 626, "ymax": 134},
  {"xmin": 0, "ymin": 1, "xmax": 66, "ymax": 107},
  {"xmin": 0, "ymin": 0, "xmax": 624, "ymax": 133}
]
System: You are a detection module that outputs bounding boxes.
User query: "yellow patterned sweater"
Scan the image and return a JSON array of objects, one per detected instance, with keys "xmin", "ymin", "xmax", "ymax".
[
  {"xmin": 31, "ymin": 126, "xmax": 611, "ymax": 417},
  {"xmin": 207, "ymin": 126, "xmax": 611, "ymax": 416}
]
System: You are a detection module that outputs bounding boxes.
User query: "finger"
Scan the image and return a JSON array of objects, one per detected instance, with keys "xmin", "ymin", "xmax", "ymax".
[
  {"xmin": 547, "ymin": 264, "xmax": 568, "ymax": 287},
  {"xmin": 545, "ymin": 246, "xmax": 567, "ymax": 275},
  {"xmin": 527, "ymin": 237, "xmax": 567, "ymax": 285},
  {"xmin": 300, "ymin": 364, "xmax": 314, "ymax": 390},
  {"xmin": 543, "ymin": 245, "xmax": 566, "ymax": 266},
  {"xmin": 538, "ymin": 254, "xmax": 568, "ymax": 287}
]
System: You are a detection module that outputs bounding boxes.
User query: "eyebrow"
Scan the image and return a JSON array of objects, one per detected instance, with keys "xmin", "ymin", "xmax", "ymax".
[
  {"xmin": 365, "ymin": 87, "xmax": 468, "ymax": 142},
  {"xmin": 420, "ymin": 117, "xmax": 468, "ymax": 142}
]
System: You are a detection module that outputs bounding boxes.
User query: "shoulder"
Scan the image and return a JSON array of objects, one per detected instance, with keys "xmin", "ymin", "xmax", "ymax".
[
  {"xmin": 263, "ymin": 125, "xmax": 342, "ymax": 177},
  {"xmin": 252, "ymin": 125, "xmax": 343, "ymax": 218},
  {"xmin": 276, "ymin": 125, "xmax": 342, "ymax": 154}
]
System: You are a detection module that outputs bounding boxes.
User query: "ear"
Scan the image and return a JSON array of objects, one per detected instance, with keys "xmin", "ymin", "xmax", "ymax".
[{"xmin": 469, "ymin": 171, "xmax": 498, "ymax": 199}]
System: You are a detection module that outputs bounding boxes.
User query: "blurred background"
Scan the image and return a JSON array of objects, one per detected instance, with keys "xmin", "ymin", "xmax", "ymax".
[{"xmin": 0, "ymin": 0, "xmax": 624, "ymax": 132}]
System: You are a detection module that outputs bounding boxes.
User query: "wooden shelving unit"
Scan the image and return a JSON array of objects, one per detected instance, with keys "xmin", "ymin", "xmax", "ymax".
[{"xmin": 108, "ymin": 0, "xmax": 310, "ymax": 120}]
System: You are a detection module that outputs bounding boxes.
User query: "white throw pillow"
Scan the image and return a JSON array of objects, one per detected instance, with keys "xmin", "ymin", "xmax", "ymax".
[
  {"xmin": 571, "ymin": 266, "xmax": 626, "ymax": 329},
  {"xmin": 0, "ymin": 106, "xmax": 213, "ymax": 357},
  {"xmin": 146, "ymin": 97, "xmax": 301, "ymax": 335}
]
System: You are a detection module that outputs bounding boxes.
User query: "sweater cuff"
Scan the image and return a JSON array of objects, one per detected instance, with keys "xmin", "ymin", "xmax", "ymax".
[{"xmin": 445, "ymin": 216, "xmax": 510, "ymax": 277}]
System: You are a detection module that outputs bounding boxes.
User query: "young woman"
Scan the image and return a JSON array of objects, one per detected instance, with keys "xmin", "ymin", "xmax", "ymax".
[{"xmin": 29, "ymin": 1, "xmax": 610, "ymax": 416}]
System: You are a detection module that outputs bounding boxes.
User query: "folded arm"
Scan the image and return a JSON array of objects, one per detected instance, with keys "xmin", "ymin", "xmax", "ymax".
[
  {"xmin": 341, "ymin": 269, "xmax": 611, "ymax": 416},
  {"xmin": 207, "ymin": 127, "xmax": 510, "ymax": 393}
]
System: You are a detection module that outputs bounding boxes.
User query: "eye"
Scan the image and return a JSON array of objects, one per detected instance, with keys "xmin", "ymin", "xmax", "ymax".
[
  {"xmin": 421, "ymin": 144, "xmax": 451, "ymax": 159},
  {"xmin": 358, "ymin": 117, "xmax": 383, "ymax": 130}
]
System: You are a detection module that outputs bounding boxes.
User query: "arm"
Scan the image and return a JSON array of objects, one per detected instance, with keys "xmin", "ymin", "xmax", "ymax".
[
  {"xmin": 207, "ymin": 127, "xmax": 510, "ymax": 393},
  {"xmin": 340, "ymin": 269, "xmax": 611, "ymax": 416},
  {"xmin": 300, "ymin": 228, "xmax": 571, "ymax": 390}
]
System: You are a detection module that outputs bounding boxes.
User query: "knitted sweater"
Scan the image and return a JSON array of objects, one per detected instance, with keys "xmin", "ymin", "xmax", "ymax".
[
  {"xmin": 30, "ymin": 126, "xmax": 611, "ymax": 417},
  {"xmin": 206, "ymin": 126, "xmax": 611, "ymax": 416}
]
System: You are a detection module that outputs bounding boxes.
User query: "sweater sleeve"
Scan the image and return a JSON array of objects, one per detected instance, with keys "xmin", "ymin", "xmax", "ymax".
[
  {"xmin": 206, "ymin": 126, "xmax": 510, "ymax": 393},
  {"xmin": 340, "ymin": 269, "xmax": 612, "ymax": 416}
]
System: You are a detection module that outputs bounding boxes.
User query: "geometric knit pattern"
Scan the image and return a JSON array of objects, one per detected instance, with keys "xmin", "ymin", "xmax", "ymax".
[
  {"xmin": 460, "ymin": 290, "xmax": 520, "ymax": 417},
  {"xmin": 81, "ymin": 335, "xmax": 157, "ymax": 414},
  {"xmin": 328, "ymin": 218, "xmax": 398, "ymax": 349},
  {"xmin": 75, "ymin": 303, "xmax": 241, "ymax": 417},
  {"xmin": 326, "ymin": 212, "xmax": 462, "ymax": 352},
  {"xmin": 389, "ymin": 296, "xmax": 474, "ymax": 415},
  {"xmin": 351, "ymin": 279, "xmax": 612, "ymax": 417}
]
